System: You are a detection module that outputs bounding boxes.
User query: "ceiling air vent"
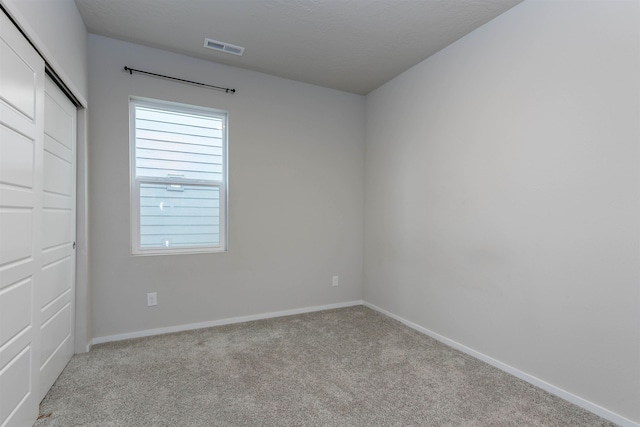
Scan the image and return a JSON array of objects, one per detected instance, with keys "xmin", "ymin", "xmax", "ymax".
[{"xmin": 204, "ymin": 38, "xmax": 245, "ymax": 56}]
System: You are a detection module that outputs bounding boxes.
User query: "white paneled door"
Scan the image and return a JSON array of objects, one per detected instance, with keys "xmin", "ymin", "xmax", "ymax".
[
  {"xmin": 1, "ymin": 11, "xmax": 77, "ymax": 426},
  {"xmin": 39, "ymin": 77, "xmax": 76, "ymax": 401},
  {"xmin": 0, "ymin": 10, "xmax": 45, "ymax": 427}
]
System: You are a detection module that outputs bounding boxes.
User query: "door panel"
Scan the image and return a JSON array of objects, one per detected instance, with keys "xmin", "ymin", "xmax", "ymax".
[
  {"xmin": 0, "ymin": 9, "xmax": 44, "ymax": 427},
  {"xmin": 44, "ymin": 93, "xmax": 73, "ymax": 149},
  {"xmin": 0, "ymin": 346, "xmax": 32, "ymax": 425},
  {"xmin": 0, "ymin": 126, "xmax": 34, "ymax": 188},
  {"xmin": 40, "ymin": 302, "xmax": 71, "ymax": 365},
  {"xmin": 0, "ymin": 209, "xmax": 32, "ymax": 264},
  {"xmin": 43, "ymin": 149, "xmax": 73, "ymax": 195},
  {"xmin": 0, "ymin": 37, "xmax": 36, "ymax": 119},
  {"xmin": 38, "ymin": 76, "xmax": 76, "ymax": 401},
  {"xmin": 0, "ymin": 278, "xmax": 32, "ymax": 346},
  {"xmin": 40, "ymin": 257, "xmax": 72, "ymax": 308},
  {"xmin": 42, "ymin": 209, "xmax": 72, "ymax": 249}
]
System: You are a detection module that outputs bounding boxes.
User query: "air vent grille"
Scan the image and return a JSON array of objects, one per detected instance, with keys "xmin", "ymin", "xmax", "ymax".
[{"xmin": 204, "ymin": 38, "xmax": 245, "ymax": 56}]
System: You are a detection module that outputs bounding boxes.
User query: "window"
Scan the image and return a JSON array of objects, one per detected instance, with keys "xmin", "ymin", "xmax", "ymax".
[{"xmin": 130, "ymin": 98, "xmax": 227, "ymax": 255}]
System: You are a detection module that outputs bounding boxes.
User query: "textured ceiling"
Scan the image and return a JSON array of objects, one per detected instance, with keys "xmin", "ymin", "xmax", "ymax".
[{"xmin": 75, "ymin": 0, "xmax": 524, "ymax": 95}]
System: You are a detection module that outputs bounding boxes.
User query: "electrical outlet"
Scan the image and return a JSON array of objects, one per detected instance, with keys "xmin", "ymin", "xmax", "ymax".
[
  {"xmin": 147, "ymin": 292, "xmax": 157, "ymax": 306},
  {"xmin": 332, "ymin": 276, "xmax": 339, "ymax": 287}
]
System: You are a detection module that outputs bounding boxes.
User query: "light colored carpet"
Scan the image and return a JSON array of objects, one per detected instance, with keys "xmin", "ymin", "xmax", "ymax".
[{"xmin": 36, "ymin": 306, "xmax": 616, "ymax": 426}]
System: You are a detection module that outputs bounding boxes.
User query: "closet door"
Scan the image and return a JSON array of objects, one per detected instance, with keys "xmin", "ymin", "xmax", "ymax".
[
  {"xmin": 0, "ymin": 10, "xmax": 45, "ymax": 427},
  {"xmin": 38, "ymin": 76, "xmax": 76, "ymax": 401}
]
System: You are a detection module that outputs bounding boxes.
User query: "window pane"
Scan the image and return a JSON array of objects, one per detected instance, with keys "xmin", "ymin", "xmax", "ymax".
[
  {"xmin": 131, "ymin": 99, "xmax": 227, "ymax": 254},
  {"xmin": 135, "ymin": 106, "xmax": 224, "ymax": 181},
  {"xmin": 139, "ymin": 182, "xmax": 221, "ymax": 248}
]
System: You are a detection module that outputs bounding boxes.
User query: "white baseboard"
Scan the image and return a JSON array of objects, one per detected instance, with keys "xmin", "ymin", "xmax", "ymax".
[
  {"xmin": 362, "ymin": 301, "xmax": 638, "ymax": 427},
  {"xmin": 92, "ymin": 300, "xmax": 364, "ymax": 346}
]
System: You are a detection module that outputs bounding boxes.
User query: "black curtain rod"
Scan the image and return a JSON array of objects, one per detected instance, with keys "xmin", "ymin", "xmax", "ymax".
[{"xmin": 123, "ymin": 66, "xmax": 236, "ymax": 94}]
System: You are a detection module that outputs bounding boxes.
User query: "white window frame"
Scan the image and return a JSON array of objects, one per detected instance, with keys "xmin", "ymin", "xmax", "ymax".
[{"xmin": 129, "ymin": 97, "xmax": 228, "ymax": 255}]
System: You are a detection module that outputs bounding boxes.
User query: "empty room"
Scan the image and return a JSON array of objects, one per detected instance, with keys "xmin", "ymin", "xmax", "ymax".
[{"xmin": 0, "ymin": 0, "xmax": 638, "ymax": 426}]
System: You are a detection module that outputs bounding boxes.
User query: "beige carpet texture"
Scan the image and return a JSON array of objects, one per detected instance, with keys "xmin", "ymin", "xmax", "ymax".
[{"xmin": 36, "ymin": 306, "xmax": 616, "ymax": 426}]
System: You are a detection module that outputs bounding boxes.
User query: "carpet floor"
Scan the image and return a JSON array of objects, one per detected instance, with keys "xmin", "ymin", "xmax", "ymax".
[{"xmin": 36, "ymin": 306, "xmax": 616, "ymax": 426}]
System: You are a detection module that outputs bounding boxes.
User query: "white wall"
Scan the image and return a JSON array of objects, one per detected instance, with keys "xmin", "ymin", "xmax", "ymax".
[
  {"xmin": 1, "ymin": 0, "xmax": 88, "ymax": 104},
  {"xmin": 88, "ymin": 35, "xmax": 365, "ymax": 339},
  {"xmin": 364, "ymin": 0, "xmax": 639, "ymax": 424}
]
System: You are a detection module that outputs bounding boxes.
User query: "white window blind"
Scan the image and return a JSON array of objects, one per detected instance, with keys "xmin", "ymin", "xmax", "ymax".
[{"xmin": 130, "ymin": 99, "xmax": 227, "ymax": 254}]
